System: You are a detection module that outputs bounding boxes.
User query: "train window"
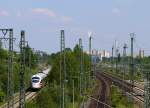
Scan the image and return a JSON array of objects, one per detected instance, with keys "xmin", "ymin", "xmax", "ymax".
[
  {"xmin": 32, "ymin": 77, "xmax": 40, "ymax": 83},
  {"xmin": 32, "ymin": 80, "xmax": 39, "ymax": 83},
  {"xmin": 32, "ymin": 77, "xmax": 40, "ymax": 80}
]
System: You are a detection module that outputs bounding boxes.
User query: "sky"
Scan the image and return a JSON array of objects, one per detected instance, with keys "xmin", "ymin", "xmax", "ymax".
[{"xmin": 0, "ymin": 0, "xmax": 150, "ymax": 55}]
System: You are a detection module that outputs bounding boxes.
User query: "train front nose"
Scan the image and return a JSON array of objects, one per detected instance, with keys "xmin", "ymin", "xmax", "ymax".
[
  {"xmin": 31, "ymin": 77, "xmax": 41, "ymax": 89},
  {"xmin": 32, "ymin": 82, "xmax": 41, "ymax": 89}
]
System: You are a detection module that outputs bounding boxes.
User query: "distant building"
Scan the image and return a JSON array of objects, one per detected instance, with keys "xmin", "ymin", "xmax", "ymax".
[
  {"xmin": 139, "ymin": 49, "xmax": 144, "ymax": 58},
  {"xmin": 97, "ymin": 50, "xmax": 110, "ymax": 61},
  {"xmin": 86, "ymin": 49, "xmax": 110, "ymax": 62}
]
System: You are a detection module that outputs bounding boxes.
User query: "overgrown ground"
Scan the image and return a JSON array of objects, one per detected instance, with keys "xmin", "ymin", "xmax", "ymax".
[
  {"xmin": 25, "ymin": 44, "xmax": 92, "ymax": 108},
  {"xmin": 26, "ymin": 78, "xmax": 96, "ymax": 108},
  {"xmin": 110, "ymin": 85, "xmax": 133, "ymax": 108}
]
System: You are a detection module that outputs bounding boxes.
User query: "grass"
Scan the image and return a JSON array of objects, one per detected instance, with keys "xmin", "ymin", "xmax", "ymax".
[{"xmin": 110, "ymin": 85, "xmax": 133, "ymax": 108}]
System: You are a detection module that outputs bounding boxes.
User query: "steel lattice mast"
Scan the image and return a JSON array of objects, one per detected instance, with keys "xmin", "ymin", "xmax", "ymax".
[
  {"xmin": 19, "ymin": 31, "xmax": 26, "ymax": 108},
  {"xmin": 123, "ymin": 43, "xmax": 127, "ymax": 78},
  {"xmin": 79, "ymin": 38, "xmax": 83, "ymax": 96},
  {"xmin": 60, "ymin": 30, "xmax": 66, "ymax": 108},
  {"xmin": 8, "ymin": 29, "xmax": 14, "ymax": 108},
  {"xmin": 88, "ymin": 33, "xmax": 92, "ymax": 87},
  {"xmin": 0, "ymin": 29, "xmax": 14, "ymax": 108},
  {"xmin": 130, "ymin": 33, "xmax": 135, "ymax": 104},
  {"xmin": 144, "ymin": 69, "xmax": 150, "ymax": 108},
  {"xmin": 111, "ymin": 45, "xmax": 114, "ymax": 72}
]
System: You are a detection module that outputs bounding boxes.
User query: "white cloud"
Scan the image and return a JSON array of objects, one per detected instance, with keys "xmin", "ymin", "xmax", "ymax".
[
  {"xmin": 0, "ymin": 10, "xmax": 9, "ymax": 16},
  {"xmin": 61, "ymin": 16, "xmax": 73, "ymax": 23},
  {"xmin": 112, "ymin": 8, "xmax": 120, "ymax": 14},
  {"xmin": 32, "ymin": 8, "xmax": 56, "ymax": 17},
  {"xmin": 31, "ymin": 8, "xmax": 73, "ymax": 24}
]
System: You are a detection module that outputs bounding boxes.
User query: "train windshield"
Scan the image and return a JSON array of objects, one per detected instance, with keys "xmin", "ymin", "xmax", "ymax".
[{"xmin": 32, "ymin": 77, "xmax": 40, "ymax": 83}]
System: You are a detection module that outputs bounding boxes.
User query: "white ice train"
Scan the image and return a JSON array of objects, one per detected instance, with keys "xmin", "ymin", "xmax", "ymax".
[{"xmin": 31, "ymin": 67, "xmax": 51, "ymax": 89}]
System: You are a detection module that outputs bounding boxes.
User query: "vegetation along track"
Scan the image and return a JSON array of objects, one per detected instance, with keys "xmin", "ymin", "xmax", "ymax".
[
  {"xmin": 0, "ymin": 88, "xmax": 38, "ymax": 108},
  {"xmin": 96, "ymin": 71, "xmax": 144, "ymax": 106}
]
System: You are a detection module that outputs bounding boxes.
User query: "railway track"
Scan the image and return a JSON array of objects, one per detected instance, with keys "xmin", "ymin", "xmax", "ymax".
[
  {"xmin": 96, "ymin": 71, "xmax": 144, "ymax": 105},
  {"xmin": 87, "ymin": 72, "xmax": 111, "ymax": 108},
  {"xmin": 88, "ymin": 70, "xmax": 144, "ymax": 108},
  {"xmin": 0, "ymin": 89, "xmax": 38, "ymax": 108},
  {"xmin": 96, "ymin": 74, "xmax": 109, "ymax": 108}
]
